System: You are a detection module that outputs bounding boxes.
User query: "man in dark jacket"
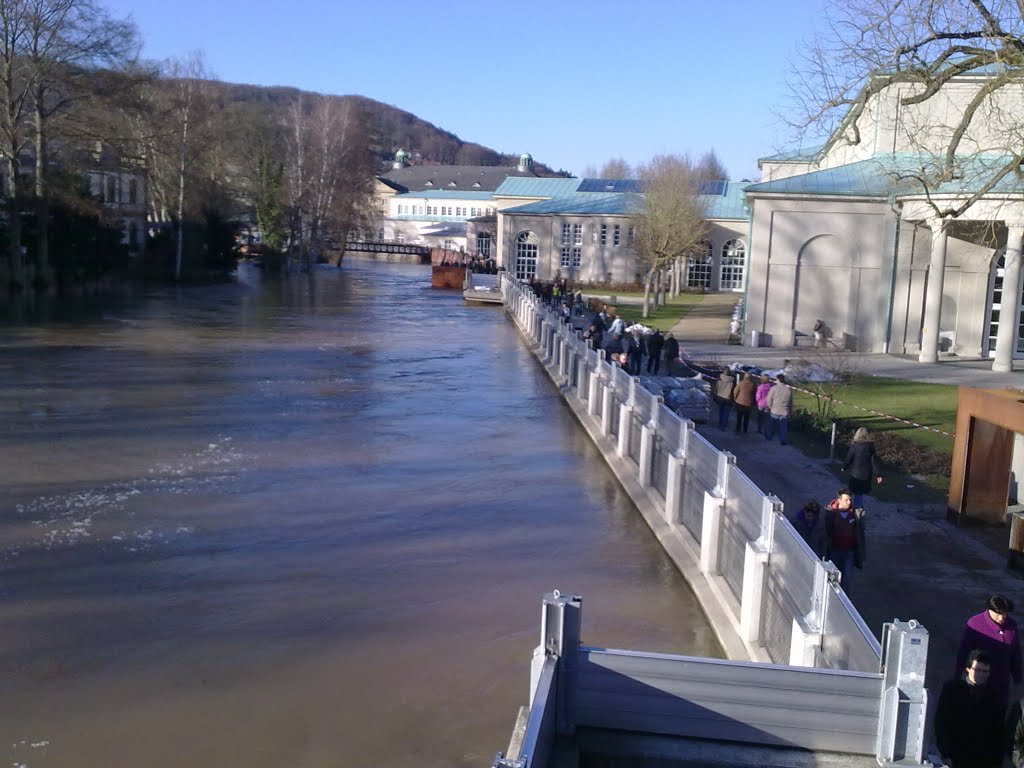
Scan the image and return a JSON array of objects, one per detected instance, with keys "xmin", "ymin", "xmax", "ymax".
[
  {"xmin": 823, "ymin": 488, "xmax": 866, "ymax": 593},
  {"xmin": 662, "ymin": 333, "xmax": 680, "ymax": 374},
  {"xmin": 935, "ymin": 649, "xmax": 1006, "ymax": 768},
  {"xmin": 646, "ymin": 330, "xmax": 664, "ymax": 374},
  {"xmin": 843, "ymin": 427, "xmax": 883, "ymax": 508}
]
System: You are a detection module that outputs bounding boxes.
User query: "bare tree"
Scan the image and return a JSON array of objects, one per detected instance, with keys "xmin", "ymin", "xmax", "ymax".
[
  {"xmin": 786, "ymin": 0, "xmax": 1024, "ymax": 219},
  {"xmin": 632, "ymin": 154, "xmax": 708, "ymax": 317},
  {"xmin": 166, "ymin": 52, "xmax": 208, "ymax": 281},
  {"xmin": 23, "ymin": 0, "xmax": 138, "ymax": 283},
  {"xmin": 599, "ymin": 157, "xmax": 632, "ymax": 179},
  {"xmin": 694, "ymin": 149, "xmax": 728, "ymax": 181}
]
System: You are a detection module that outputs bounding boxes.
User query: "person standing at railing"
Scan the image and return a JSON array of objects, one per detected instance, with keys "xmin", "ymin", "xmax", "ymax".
[
  {"xmin": 843, "ymin": 427, "xmax": 883, "ymax": 509},
  {"xmin": 823, "ymin": 489, "xmax": 865, "ymax": 593},
  {"xmin": 935, "ymin": 649, "xmax": 1005, "ymax": 768}
]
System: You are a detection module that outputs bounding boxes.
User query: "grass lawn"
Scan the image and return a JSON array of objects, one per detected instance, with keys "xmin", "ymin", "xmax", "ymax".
[
  {"xmin": 610, "ymin": 293, "xmax": 705, "ymax": 332},
  {"xmin": 789, "ymin": 374, "xmax": 958, "ymax": 502}
]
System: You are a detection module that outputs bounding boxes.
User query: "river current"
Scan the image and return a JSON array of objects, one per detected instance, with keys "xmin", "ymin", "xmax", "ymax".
[{"xmin": 0, "ymin": 260, "xmax": 720, "ymax": 768}]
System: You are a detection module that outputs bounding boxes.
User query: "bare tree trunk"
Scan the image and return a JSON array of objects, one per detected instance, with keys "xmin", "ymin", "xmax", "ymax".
[
  {"xmin": 6, "ymin": 153, "xmax": 20, "ymax": 287},
  {"xmin": 175, "ymin": 102, "xmax": 188, "ymax": 281},
  {"xmin": 642, "ymin": 268, "xmax": 656, "ymax": 318},
  {"xmin": 34, "ymin": 97, "xmax": 48, "ymax": 286}
]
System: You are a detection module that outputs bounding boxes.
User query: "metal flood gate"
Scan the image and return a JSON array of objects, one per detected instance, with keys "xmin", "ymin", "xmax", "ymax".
[{"xmin": 493, "ymin": 592, "xmax": 928, "ymax": 768}]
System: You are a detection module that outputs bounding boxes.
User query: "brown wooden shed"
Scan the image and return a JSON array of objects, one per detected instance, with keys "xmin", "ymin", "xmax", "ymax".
[{"xmin": 948, "ymin": 385, "xmax": 1024, "ymax": 526}]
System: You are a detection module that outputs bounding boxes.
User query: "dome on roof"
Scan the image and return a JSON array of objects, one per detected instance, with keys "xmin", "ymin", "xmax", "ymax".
[
  {"xmin": 518, "ymin": 152, "xmax": 533, "ymax": 172},
  {"xmin": 392, "ymin": 148, "xmax": 410, "ymax": 169}
]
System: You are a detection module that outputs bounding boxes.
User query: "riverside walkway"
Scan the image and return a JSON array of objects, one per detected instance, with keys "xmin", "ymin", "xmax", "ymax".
[{"xmin": 669, "ymin": 293, "xmax": 1024, "ymax": 710}]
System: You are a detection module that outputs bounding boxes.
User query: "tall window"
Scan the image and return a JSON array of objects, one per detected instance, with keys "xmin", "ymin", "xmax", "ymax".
[
  {"xmin": 687, "ymin": 240, "xmax": 713, "ymax": 288},
  {"xmin": 561, "ymin": 247, "xmax": 572, "ymax": 268},
  {"xmin": 613, "ymin": 224, "xmax": 621, "ymax": 247},
  {"xmin": 572, "ymin": 247, "xmax": 582, "ymax": 267},
  {"xmin": 444, "ymin": 238, "xmax": 455, "ymax": 250},
  {"xmin": 600, "ymin": 224, "xmax": 607, "ymax": 246},
  {"xmin": 572, "ymin": 224, "xmax": 582, "ymax": 245},
  {"xmin": 628, "ymin": 226, "xmax": 635, "ymax": 243},
  {"xmin": 515, "ymin": 231, "xmax": 539, "ymax": 280},
  {"xmin": 720, "ymin": 239, "xmax": 746, "ymax": 291},
  {"xmin": 477, "ymin": 232, "xmax": 492, "ymax": 258},
  {"xmin": 561, "ymin": 223, "xmax": 572, "ymax": 246}
]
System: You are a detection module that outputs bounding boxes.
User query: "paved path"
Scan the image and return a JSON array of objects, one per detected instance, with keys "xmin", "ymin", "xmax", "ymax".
[{"xmin": 670, "ymin": 292, "xmax": 1024, "ymax": 744}]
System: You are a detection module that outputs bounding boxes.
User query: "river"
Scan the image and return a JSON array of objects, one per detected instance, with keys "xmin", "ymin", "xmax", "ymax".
[{"xmin": 0, "ymin": 260, "xmax": 720, "ymax": 768}]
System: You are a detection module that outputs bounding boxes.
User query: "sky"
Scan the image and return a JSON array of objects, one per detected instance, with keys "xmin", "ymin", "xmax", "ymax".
[{"xmin": 101, "ymin": 0, "xmax": 832, "ymax": 181}]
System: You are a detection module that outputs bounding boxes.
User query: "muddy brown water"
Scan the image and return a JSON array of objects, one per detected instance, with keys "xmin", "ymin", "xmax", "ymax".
[{"xmin": 0, "ymin": 261, "xmax": 720, "ymax": 768}]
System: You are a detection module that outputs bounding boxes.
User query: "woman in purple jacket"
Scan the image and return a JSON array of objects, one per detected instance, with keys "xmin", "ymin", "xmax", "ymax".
[
  {"xmin": 956, "ymin": 594, "xmax": 1023, "ymax": 709},
  {"xmin": 754, "ymin": 375, "xmax": 772, "ymax": 434}
]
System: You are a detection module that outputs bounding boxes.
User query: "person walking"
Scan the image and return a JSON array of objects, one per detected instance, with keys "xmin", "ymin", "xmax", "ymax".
[
  {"xmin": 755, "ymin": 375, "xmax": 772, "ymax": 434},
  {"xmin": 732, "ymin": 371, "xmax": 756, "ymax": 434},
  {"xmin": 935, "ymin": 649, "xmax": 1006, "ymax": 768},
  {"xmin": 646, "ymin": 329, "xmax": 664, "ymax": 375},
  {"xmin": 662, "ymin": 333, "xmax": 680, "ymax": 375},
  {"xmin": 713, "ymin": 368, "xmax": 736, "ymax": 431},
  {"xmin": 956, "ymin": 595, "xmax": 1023, "ymax": 710},
  {"xmin": 765, "ymin": 374, "xmax": 793, "ymax": 444},
  {"xmin": 843, "ymin": 427, "xmax": 883, "ymax": 508},
  {"xmin": 823, "ymin": 488, "xmax": 865, "ymax": 592}
]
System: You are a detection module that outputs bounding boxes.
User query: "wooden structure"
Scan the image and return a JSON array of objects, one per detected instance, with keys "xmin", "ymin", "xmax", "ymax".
[{"xmin": 948, "ymin": 385, "xmax": 1024, "ymax": 525}]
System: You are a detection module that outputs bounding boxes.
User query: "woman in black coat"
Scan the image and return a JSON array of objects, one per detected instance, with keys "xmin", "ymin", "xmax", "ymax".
[{"xmin": 843, "ymin": 427, "xmax": 883, "ymax": 509}]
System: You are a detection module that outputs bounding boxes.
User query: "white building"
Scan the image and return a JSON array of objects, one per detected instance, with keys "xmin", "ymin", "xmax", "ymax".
[{"xmin": 743, "ymin": 68, "xmax": 1024, "ymax": 369}]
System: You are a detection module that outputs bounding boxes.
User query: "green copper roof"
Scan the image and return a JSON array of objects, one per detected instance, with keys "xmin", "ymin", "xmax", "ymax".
[
  {"xmin": 504, "ymin": 193, "xmax": 642, "ymax": 216},
  {"xmin": 746, "ymin": 154, "xmax": 1024, "ymax": 198},
  {"xmin": 493, "ymin": 177, "xmax": 581, "ymax": 197},
  {"xmin": 394, "ymin": 190, "xmax": 495, "ymax": 200}
]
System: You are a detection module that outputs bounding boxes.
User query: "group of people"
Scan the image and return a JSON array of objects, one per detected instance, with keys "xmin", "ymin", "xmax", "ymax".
[
  {"xmin": 712, "ymin": 369, "xmax": 794, "ymax": 443},
  {"xmin": 582, "ymin": 313, "xmax": 681, "ymax": 377},
  {"xmin": 935, "ymin": 595, "xmax": 1024, "ymax": 768}
]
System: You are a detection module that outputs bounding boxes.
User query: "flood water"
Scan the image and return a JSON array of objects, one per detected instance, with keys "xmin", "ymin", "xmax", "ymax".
[{"xmin": 0, "ymin": 260, "xmax": 720, "ymax": 768}]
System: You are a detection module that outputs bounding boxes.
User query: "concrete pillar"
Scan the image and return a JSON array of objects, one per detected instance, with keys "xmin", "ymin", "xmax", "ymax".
[
  {"xmin": 588, "ymin": 368, "xmax": 602, "ymax": 417},
  {"xmin": 664, "ymin": 454, "xmax": 684, "ymax": 525},
  {"xmin": 601, "ymin": 382, "xmax": 615, "ymax": 435},
  {"xmin": 700, "ymin": 492, "xmax": 724, "ymax": 575},
  {"xmin": 919, "ymin": 217, "xmax": 950, "ymax": 363},
  {"xmin": 617, "ymin": 403, "xmax": 632, "ymax": 458},
  {"xmin": 993, "ymin": 223, "xmax": 1024, "ymax": 373},
  {"xmin": 739, "ymin": 541, "xmax": 769, "ymax": 643},
  {"xmin": 639, "ymin": 423, "xmax": 654, "ymax": 487}
]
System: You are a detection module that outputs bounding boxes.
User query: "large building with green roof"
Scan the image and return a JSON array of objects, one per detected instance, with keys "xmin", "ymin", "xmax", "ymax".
[{"xmin": 743, "ymin": 70, "xmax": 1024, "ymax": 369}]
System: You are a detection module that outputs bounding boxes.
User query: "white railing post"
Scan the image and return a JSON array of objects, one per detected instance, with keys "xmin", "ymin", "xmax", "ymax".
[
  {"xmin": 740, "ymin": 495, "xmax": 781, "ymax": 645},
  {"xmin": 601, "ymin": 378, "xmax": 615, "ymax": 436},
  {"xmin": 617, "ymin": 399, "xmax": 632, "ymax": 458},
  {"xmin": 789, "ymin": 559, "xmax": 840, "ymax": 666},
  {"xmin": 700, "ymin": 492, "xmax": 724, "ymax": 575},
  {"xmin": 589, "ymin": 362, "xmax": 603, "ymax": 417}
]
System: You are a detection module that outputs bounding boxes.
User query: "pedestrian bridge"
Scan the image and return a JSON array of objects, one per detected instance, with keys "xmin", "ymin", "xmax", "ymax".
[{"xmin": 494, "ymin": 277, "xmax": 929, "ymax": 768}]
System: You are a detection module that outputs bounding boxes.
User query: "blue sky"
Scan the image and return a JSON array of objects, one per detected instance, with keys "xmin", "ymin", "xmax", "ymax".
[{"xmin": 104, "ymin": 0, "xmax": 830, "ymax": 180}]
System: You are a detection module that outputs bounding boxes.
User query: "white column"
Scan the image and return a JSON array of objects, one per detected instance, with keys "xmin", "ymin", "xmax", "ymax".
[
  {"xmin": 994, "ymin": 223, "xmax": 1024, "ymax": 373},
  {"xmin": 919, "ymin": 217, "xmax": 950, "ymax": 363},
  {"xmin": 617, "ymin": 403, "xmax": 632, "ymax": 458},
  {"xmin": 639, "ymin": 423, "xmax": 654, "ymax": 487}
]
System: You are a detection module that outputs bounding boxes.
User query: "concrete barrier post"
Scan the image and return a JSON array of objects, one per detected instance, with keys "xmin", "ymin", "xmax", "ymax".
[
  {"xmin": 789, "ymin": 559, "xmax": 840, "ymax": 666},
  {"xmin": 876, "ymin": 619, "xmax": 929, "ymax": 765},
  {"xmin": 639, "ymin": 423, "xmax": 654, "ymax": 488},
  {"xmin": 700, "ymin": 492, "xmax": 724, "ymax": 575},
  {"xmin": 601, "ymin": 381, "xmax": 615, "ymax": 436},
  {"xmin": 617, "ymin": 402, "xmax": 632, "ymax": 458},
  {"xmin": 664, "ymin": 454, "xmax": 683, "ymax": 525},
  {"xmin": 715, "ymin": 451, "xmax": 736, "ymax": 497},
  {"xmin": 740, "ymin": 540, "xmax": 769, "ymax": 644},
  {"xmin": 589, "ymin": 366, "xmax": 602, "ymax": 417}
]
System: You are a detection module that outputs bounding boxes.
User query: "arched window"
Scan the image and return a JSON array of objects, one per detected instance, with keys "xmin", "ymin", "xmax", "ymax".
[
  {"xmin": 687, "ymin": 240, "xmax": 713, "ymax": 288},
  {"xmin": 477, "ymin": 231, "xmax": 492, "ymax": 258},
  {"xmin": 720, "ymin": 239, "xmax": 746, "ymax": 291},
  {"xmin": 515, "ymin": 232, "xmax": 539, "ymax": 280}
]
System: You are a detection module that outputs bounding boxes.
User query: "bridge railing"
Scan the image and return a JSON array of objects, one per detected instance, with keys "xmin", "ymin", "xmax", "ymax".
[{"xmin": 503, "ymin": 277, "xmax": 881, "ymax": 672}]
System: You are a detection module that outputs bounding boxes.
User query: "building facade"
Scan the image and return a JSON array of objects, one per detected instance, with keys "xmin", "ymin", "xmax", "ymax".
[{"xmin": 743, "ymin": 70, "xmax": 1024, "ymax": 369}]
